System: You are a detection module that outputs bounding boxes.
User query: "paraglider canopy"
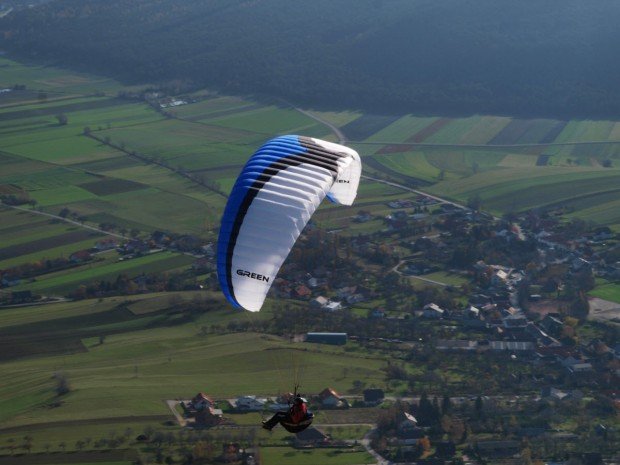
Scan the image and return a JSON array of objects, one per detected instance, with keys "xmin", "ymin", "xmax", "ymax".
[{"xmin": 217, "ymin": 135, "xmax": 361, "ymax": 312}]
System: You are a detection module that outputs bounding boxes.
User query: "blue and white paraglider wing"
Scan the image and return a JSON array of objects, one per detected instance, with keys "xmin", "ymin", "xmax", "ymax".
[{"xmin": 217, "ymin": 135, "xmax": 361, "ymax": 312}]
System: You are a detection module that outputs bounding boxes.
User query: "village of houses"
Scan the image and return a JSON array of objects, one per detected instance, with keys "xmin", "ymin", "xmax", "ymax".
[
  {"xmin": 165, "ymin": 197, "xmax": 619, "ymax": 464},
  {"xmin": 2, "ymin": 193, "xmax": 618, "ymax": 462}
]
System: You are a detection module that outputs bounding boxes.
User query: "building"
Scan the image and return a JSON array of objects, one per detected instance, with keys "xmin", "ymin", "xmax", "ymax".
[
  {"xmin": 294, "ymin": 427, "xmax": 329, "ymax": 447},
  {"xmin": 422, "ymin": 303, "xmax": 445, "ymax": 319},
  {"xmin": 306, "ymin": 332, "xmax": 347, "ymax": 345},
  {"xmin": 235, "ymin": 396, "xmax": 266, "ymax": 411},
  {"xmin": 363, "ymin": 388, "xmax": 385, "ymax": 405},
  {"xmin": 489, "ymin": 341, "xmax": 534, "ymax": 352},
  {"xmin": 190, "ymin": 392, "xmax": 215, "ymax": 410},
  {"xmin": 437, "ymin": 340, "xmax": 478, "ymax": 351},
  {"xmin": 475, "ymin": 440, "xmax": 520, "ymax": 459},
  {"xmin": 195, "ymin": 407, "xmax": 223, "ymax": 426},
  {"xmin": 318, "ymin": 387, "xmax": 347, "ymax": 408}
]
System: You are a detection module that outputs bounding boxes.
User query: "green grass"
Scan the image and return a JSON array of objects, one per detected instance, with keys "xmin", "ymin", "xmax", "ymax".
[
  {"xmin": 3, "ymin": 166, "xmax": 97, "ymax": 192},
  {"xmin": 29, "ymin": 186, "xmax": 99, "ymax": 207},
  {"xmin": 589, "ymin": 283, "xmax": 620, "ymax": 303},
  {"xmin": 364, "ymin": 115, "xmax": 437, "ymax": 143},
  {"xmin": 260, "ymin": 446, "xmax": 374, "ymax": 465},
  {"xmin": 308, "ymin": 110, "xmax": 361, "ymax": 129},
  {"xmin": 0, "ymin": 237, "xmax": 103, "ymax": 270},
  {"xmin": 0, "ymin": 323, "xmax": 385, "ymax": 428},
  {"xmin": 0, "ymin": 219, "xmax": 69, "ymax": 248},
  {"xmin": 372, "ymin": 151, "xmax": 441, "ymax": 182},
  {"xmin": 10, "ymin": 251, "xmax": 193, "ymax": 293},
  {"xmin": 418, "ymin": 271, "xmax": 469, "ymax": 287},
  {"xmin": 209, "ymin": 106, "xmax": 324, "ymax": 136},
  {"xmin": 172, "ymin": 95, "xmax": 257, "ymax": 120},
  {"xmin": 458, "ymin": 116, "xmax": 512, "ymax": 144},
  {"xmin": 428, "ymin": 166, "xmax": 620, "ymax": 213},
  {"xmin": 0, "ymin": 298, "xmax": 123, "ymax": 330},
  {"xmin": 0, "ymin": 56, "xmax": 125, "ymax": 94}
]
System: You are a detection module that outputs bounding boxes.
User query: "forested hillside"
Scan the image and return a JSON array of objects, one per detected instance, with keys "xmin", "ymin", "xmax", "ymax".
[{"xmin": 1, "ymin": 0, "xmax": 619, "ymax": 118}]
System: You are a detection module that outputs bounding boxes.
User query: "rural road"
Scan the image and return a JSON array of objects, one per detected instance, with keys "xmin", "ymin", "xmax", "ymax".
[
  {"xmin": 362, "ymin": 174, "xmax": 467, "ymax": 210},
  {"xmin": 2, "ymin": 204, "xmax": 130, "ymax": 240},
  {"xmin": 291, "ymin": 106, "xmax": 471, "ymax": 212},
  {"xmin": 351, "ymin": 139, "xmax": 620, "ymax": 149},
  {"xmin": 293, "ymin": 106, "xmax": 348, "ymax": 145}
]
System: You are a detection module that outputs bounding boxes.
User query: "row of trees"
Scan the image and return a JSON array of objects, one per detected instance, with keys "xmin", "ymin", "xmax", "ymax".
[{"xmin": 3, "ymin": 0, "xmax": 620, "ymax": 119}]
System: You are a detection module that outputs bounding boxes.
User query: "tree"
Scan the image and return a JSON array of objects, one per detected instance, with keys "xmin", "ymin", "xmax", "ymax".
[
  {"xmin": 54, "ymin": 372, "xmax": 71, "ymax": 396},
  {"xmin": 475, "ymin": 395, "xmax": 483, "ymax": 418},
  {"xmin": 467, "ymin": 194, "xmax": 482, "ymax": 212},
  {"xmin": 441, "ymin": 394, "xmax": 452, "ymax": 415},
  {"xmin": 22, "ymin": 435, "xmax": 33, "ymax": 453},
  {"xmin": 56, "ymin": 113, "xmax": 68, "ymax": 125}
]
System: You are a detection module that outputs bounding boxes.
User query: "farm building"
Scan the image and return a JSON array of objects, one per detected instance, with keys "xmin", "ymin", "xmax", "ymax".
[
  {"xmin": 195, "ymin": 407, "xmax": 223, "ymax": 427},
  {"xmin": 422, "ymin": 303, "xmax": 445, "ymax": 319},
  {"xmin": 294, "ymin": 427, "xmax": 330, "ymax": 447},
  {"xmin": 190, "ymin": 392, "xmax": 215, "ymax": 411},
  {"xmin": 475, "ymin": 440, "xmax": 520, "ymax": 459},
  {"xmin": 363, "ymin": 388, "xmax": 385, "ymax": 405},
  {"xmin": 306, "ymin": 332, "xmax": 347, "ymax": 345},
  {"xmin": 235, "ymin": 395, "xmax": 266, "ymax": 411},
  {"xmin": 318, "ymin": 387, "xmax": 347, "ymax": 408}
]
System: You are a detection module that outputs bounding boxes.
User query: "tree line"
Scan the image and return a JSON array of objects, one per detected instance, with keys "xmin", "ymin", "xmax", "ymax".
[{"xmin": 1, "ymin": 0, "xmax": 620, "ymax": 119}]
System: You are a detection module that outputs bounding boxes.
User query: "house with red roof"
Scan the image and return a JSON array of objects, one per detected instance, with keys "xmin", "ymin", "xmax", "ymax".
[{"xmin": 318, "ymin": 387, "xmax": 348, "ymax": 408}]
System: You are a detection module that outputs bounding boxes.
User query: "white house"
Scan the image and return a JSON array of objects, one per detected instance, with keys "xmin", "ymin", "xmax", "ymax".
[
  {"xmin": 325, "ymin": 301, "xmax": 342, "ymax": 312},
  {"xmin": 422, "ymin": 303, "xmax": 445, "ymax": 319}
]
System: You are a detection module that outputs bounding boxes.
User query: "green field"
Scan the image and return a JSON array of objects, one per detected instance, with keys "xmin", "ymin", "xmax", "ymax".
[
  {"xmin": 261, "ymin": 446, "xmax": 374, "ymax": 465},
  {"xmin": 336, "ymin": 112, "xmax": 620, "ymax": 228},
  {"xmin": 3, "ymin": 54, "xmax": 620, "ymax": 286},
  {"xmin": 589, "ymin": 282, "xmax": 620, "ymax": 303},
  {"xmin": 10, "ymin": 251, "xmax": 193, "ymax": 294},
  {"xmin": 0, "ymin": 293, "xmax": 384, "ymax": 429}
]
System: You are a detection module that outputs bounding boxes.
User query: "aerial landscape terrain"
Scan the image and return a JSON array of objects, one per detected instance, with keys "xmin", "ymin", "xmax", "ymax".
[{"xmin": 0, "ymin": 1, "xmax": 618, "ymax": 465}]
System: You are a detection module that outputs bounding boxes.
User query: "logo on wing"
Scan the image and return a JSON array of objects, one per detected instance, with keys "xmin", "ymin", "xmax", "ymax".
[{"xmin": 236, "ymin": 269, "xmax": 270, "ymax": 282}]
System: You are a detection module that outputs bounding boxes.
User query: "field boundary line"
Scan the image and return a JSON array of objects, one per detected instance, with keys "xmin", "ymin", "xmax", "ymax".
[
  {"xmin": 289, "ymin": 104, "xmax": 490, "ymax": 217},
  {"xmin": 1, "ymin": 204, "xmax": 129, "ymax": 239},
  {"xmin": 351, "ymin": 139, "xmax": 620, "ymax": 149}
]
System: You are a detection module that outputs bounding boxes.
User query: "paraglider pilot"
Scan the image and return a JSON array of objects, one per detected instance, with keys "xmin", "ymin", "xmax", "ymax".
[{"xmin": 262, "ymin": 395, "xmax": 310, "ymax": 431}]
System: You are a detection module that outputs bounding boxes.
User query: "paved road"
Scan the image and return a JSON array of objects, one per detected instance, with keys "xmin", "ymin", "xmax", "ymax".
[
  {"xmin": 293, "ymin": 106, "xmax": 347, "ymax": 145},
  {"xmin": 290, "ymin": 106, "xmax": 471, "ymax": 212}
]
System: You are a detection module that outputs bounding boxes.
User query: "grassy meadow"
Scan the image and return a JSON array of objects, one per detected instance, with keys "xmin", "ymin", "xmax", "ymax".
[
  {"xmin": 2, "ymin": 55, "xmax": 620, "ymax": 463},
  {"xmin": 0, "ymin": 291, "xmax": 384, "ymax": 464},
  {"xmin": 3, "ymin": 53, "xmax": 620, "ymax": 297},
  {"xmin": 327, "ymin": 112, "xmax": 620, "ymax": 229}
]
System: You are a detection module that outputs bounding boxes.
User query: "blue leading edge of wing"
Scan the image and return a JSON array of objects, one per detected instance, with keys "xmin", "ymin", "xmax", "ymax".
[{"xmin": 216, "ymin": 135, "xmax": 306, "ymax": 308}]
